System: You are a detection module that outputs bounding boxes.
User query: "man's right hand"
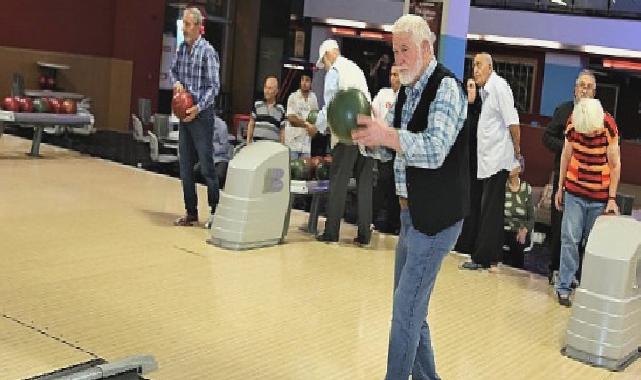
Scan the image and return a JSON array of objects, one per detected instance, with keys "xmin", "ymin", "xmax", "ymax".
[
  {"xmin": 173, "ymin": 82, "xmax": 185, "ymax": 94},
  {"xmin": 554, "ymin": 188, "xmax": 564, "ymax": 211}
]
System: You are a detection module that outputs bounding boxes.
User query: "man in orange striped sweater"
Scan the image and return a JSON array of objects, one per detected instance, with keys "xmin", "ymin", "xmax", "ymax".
[{"xmin": 553, "ymin": 73, "xmax": 621, "ymax": 307}]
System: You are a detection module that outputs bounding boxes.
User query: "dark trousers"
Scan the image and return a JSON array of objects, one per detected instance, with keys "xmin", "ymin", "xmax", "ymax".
[
  {"xmin": 373, "ymin": 159, "xmax": 400, "ymax": 233},
  {"xmin": 215, "ymin": 161, "xmax": 229, "ymax": 190},
  {"xmin": 179, "ymin": 107, "xmax": 220, "ymax": 216},
  {"xmin": 455, "ymin": 177, "xmax": 483, "ymax": 254},
  {"xmin": 503, "ymin": 230, "xmax": 530, "ymax": 269},
  {"xmin": 549, "ymin": 171, "xmax": 562, "ymax": 273},
  {"xmin": 472, "ymin": 170, "xmax": 509, "ymax": 267},
  {"xmin": 324, "ymin": 143, "xmax": 374, "ymax": 242}
]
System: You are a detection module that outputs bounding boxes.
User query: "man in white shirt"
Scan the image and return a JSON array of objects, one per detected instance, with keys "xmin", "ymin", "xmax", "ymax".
[
  {"xmin": 371, "ymin": 66, "xmax": 400, "ymax": 120},
  {"xmin": 371, "ymin": 65, "xmax": 401, "ymax": 233},
  {"xmin": 462, "ymin": 52, "xmax": 521, "ymax": 270},
  {"xmin": 313, "ymin": 39, "xmax": 374, "ymax": 246},
  {"xmin": 285, "ymin": 70, "xmax": 318, "ymax": 160}
]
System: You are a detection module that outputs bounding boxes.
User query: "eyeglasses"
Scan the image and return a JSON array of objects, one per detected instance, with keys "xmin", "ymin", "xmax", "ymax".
[{"xmin": 576, "ymin": 82, "xmax": 595, "ymax": 90}]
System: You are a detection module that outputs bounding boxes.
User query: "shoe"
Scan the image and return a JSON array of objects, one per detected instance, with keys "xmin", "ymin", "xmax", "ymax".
[
  {"xmin": 316, "ymin": 234, "xmax": 338, "ymax": 243},
  {"xmin": 204, "ymin": 214, "xmax": 215, "ymax": 229},
  {"xmin": 174, "ymin": 214, "xmax": 198, "ymax": 226},
  {"xmin": 460, "ymin": 261, "xmax": 484, "ymax": 270},
  {"xmin": 557, "ymin": 291, "xmax": 572, "ymax": 307},
  {"xmin": 353, "ymin": 236, "xmax": 370, "ymax": 247}
]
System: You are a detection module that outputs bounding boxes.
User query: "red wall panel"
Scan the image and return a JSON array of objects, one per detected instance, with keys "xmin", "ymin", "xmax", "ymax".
[
  {"xmin": 0, "ymin": 0, "xmax": 116, "ymax": 57},
  {"xmin": 113, "ymin": 0, "xmax": 165, "ymax": 118},
  {"xmin": 0, "ymin": 0, "xmax": 165, "ymax": 124}
]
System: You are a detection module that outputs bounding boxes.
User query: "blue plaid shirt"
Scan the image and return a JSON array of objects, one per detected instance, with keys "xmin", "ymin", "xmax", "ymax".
[
  {"xmin": 383, "ymin": 59, "xmax": 467, "ymax": 198},
  {"xmin": 170, "ymin": 36, "xmax": 220, "ymax": 112}
]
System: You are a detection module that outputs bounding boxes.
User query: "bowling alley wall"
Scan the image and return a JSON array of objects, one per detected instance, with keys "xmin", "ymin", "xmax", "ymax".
[{"xmin": 0, "ymin": 0, "xmax": 165, "ymax": 131}]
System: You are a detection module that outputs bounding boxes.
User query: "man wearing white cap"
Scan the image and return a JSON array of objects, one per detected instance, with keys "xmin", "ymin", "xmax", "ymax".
[{"xmin": 314, "ymin": 39, "xmax": 374, "ymax": 246}]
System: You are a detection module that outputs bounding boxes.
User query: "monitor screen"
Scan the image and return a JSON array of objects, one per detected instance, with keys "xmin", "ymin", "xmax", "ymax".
[{"xmin": 176, "ymin": 19, "xmax": 184, "ymax": 49}]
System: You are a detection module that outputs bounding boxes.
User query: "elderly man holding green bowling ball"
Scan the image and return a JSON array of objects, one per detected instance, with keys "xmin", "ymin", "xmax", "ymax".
[{"xmin": 353, "ymin": 15, "xmax": 468, "ymax": 379}]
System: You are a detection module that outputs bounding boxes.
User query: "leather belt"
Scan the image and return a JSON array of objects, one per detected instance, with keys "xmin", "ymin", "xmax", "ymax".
[{"xmin": 399, "ymin": 197, "xmax": 409, "ymax": 209}]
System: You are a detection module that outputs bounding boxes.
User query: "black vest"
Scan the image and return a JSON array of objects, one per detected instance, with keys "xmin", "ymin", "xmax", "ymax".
[{"xmin": 393, "ymin": 63, "xmax": 470, "ymax": 235}]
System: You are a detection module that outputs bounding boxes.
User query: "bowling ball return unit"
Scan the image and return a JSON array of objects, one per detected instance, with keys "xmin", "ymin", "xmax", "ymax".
[
  {"xmin": 208, "ymin": 141, "xmax": 292, "ymax": 250},
  {"xmin": 562, "ymin": 216, "xmax": 641, "ymax": 371},
  {"xmin": 27, "ymin": 355, "xmax": 157, "ymax": 380},
  {"xmin": 0, "ymin": 110, "xmax": 94, "ymax": 157}
]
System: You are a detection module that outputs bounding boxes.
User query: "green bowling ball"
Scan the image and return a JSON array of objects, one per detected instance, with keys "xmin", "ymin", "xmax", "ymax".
[
  {"xmin": 315, "ymin": 161, "xmax": 330, "ymax": 180},
  {"xmin": 306, "ymin": 109, "xmax": 319, "ymax": 124},
  {"xmin": 327, "ymin": 88, "xmax": 370, "ymax": 143},
  {"xmin": 290, "ymin": 159, "xmax": 311, "ymax": 180},
  {"xmin": 32, "ymin": 98, "xmax": 50, "ymax": 113}
]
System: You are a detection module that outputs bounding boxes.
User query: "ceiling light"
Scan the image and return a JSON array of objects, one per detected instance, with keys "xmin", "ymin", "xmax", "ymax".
[{"xmin": 325, "ymin": 18, "xmax": 367, "ymax": 29}]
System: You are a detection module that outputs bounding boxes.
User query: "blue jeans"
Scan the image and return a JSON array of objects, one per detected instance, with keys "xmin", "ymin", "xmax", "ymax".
[
  {"xmin": 386, "ymin": 209, "xmax": 463, "ymax": 380},
  {"xmin": 555, "ymin": 192, "xmax": 605, "ymax": 294},
  {"xmin": 289, "ymin": 151, "xmax": 310, "ymax": 161},
  {"xmin": 179, "ymin": 107, "xmax": 220, "ymax": 216}
]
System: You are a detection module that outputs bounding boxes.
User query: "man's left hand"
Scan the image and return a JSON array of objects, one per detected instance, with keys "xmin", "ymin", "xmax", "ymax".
[
  {"xmin": 305, "ymin": 122, "xmax": 317, "ymax": 137},
  {"xmin": 604, "ymin": 199, "xmax": 620, "ymax": 215},
  {"xmin": 517, "ymin": 227, "xmax": 528, "ymax": 244},
  {"xmin": 353, "ymin": 115, "xmax": 399, "ymax": 150},
  {"xmin": 183, "ymin": 106, "xmax": 199, "ymax": 123}
]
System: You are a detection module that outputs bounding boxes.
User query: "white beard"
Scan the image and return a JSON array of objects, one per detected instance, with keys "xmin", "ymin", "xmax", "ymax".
[
  {"xmin": 572, "ymin": 98, "xmax": 605, "ymax": 134},
  {"xmin": 399, "ymin": 53, "xmax": 424, "ymax": 86}
]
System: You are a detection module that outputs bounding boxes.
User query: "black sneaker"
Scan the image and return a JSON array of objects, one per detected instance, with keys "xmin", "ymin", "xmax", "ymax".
[
  {"xmin": 557, "ymin": 292, "xmax": 572, "ymax": 307},
  {"xmin": 460, "ymin": 261, "xmax": 484, "ymax": 270},
  {"xmin": 316, "ymin": 234, "xmax": 338, "ymax": 244},
  {"xmin": 353, "ymin": 236, "xmax": 370, "ymax": 247}
]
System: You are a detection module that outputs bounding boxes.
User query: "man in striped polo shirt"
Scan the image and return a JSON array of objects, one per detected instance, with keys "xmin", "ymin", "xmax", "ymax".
[
  {"xmin": 171, "ymin": 7, "xmax": 220, "ymax": 229},
  {"xmin": 247, "ymin": 75, "xmax": 286, "ymax": 143},
  {"xmin": 554, "ymin": 85, "xmax": 621, "ymax": 307}
]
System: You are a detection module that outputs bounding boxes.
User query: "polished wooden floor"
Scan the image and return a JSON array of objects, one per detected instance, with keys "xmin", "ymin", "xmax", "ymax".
[{"xmin": 1, "ymin": 134, "xmax": 640, "ymax": 380}]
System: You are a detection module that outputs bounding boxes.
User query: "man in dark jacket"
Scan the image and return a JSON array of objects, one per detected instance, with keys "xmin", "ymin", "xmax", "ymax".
[{"xmin": 542, "ymin": 69, "xmax": 595, "ymax": 283}]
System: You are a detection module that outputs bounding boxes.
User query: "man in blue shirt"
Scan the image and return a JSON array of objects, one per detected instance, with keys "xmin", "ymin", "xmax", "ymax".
[
  {"xmin": 170, "ymin": 7, "xmax": 220, "ymax": 229},
  {"xmin": 212, "ymin": 116, "xmax": 230, "ymax": 189},
  {"xmin": 354, "ymin": 15, "xmax": 468, "ymax": 380}
]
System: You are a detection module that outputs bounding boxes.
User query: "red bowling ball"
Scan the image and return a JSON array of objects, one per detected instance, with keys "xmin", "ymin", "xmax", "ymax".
[
  {"xmin": 172, "ymin": 90, "xmax": 194, "ymax": 120},
  {"xmin": 61, "ymin": 99, "xmax": 77, "ymax": 114},
  {"xmin": 18, "ymin": 97, "xmax": 34, "ymax": 113},
  {"xmin": 48, "ymin": 98, "xmax": 62, "ymax": 113},
  {"xmin": 39, "ymin": 74, "xmax": 48, "ymax": 90},
  {"xmin": 2, "ymin": 96, "xmax": 20, "ymax": 112}
]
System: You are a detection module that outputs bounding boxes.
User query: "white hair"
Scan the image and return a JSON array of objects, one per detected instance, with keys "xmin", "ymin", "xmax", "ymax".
[
  {"xmin": 572, "ymin": 98, "xmax": 604, "ymax": 134},
  {"xmin": 477, "ymin": 52, "xmax": 493, "ymax": 68},
  {"xmin": 392, "ymin": 14, "xmax": 435, "ymax": 52},
  {"xmin": 184, "ymin": 7, "xmax": 203, "ymax": 25},
  {"xmin": 576, "ymin": 69, "xmax": 596, "ymax": 86}
]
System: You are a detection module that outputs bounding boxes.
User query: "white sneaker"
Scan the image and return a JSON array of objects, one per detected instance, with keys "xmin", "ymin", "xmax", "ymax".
[{"xmin": 204, "ymin": 215, "xmax": 215, "ymax": 229}]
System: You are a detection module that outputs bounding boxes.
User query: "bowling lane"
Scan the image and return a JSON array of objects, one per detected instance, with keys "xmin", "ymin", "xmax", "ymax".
[{"xmin": 0, "ymin": 316, "xmax": 96, "ymax": 379}]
